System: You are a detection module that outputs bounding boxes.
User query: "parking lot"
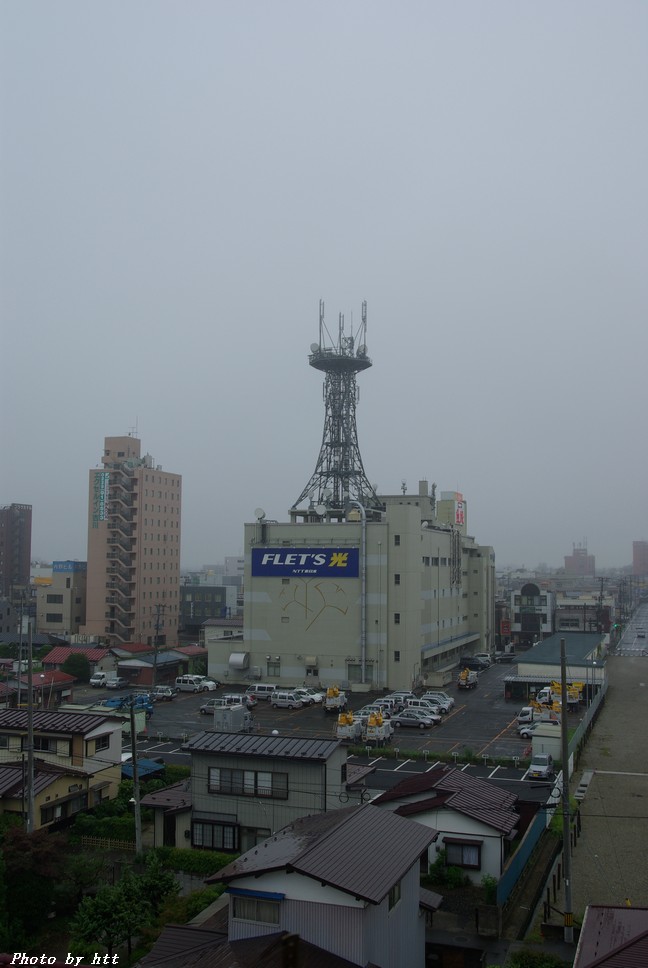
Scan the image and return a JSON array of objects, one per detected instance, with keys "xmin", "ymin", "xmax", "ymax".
[{"xmin": 78, "ymin": 661, "xmax": 565, "ymax": 765}]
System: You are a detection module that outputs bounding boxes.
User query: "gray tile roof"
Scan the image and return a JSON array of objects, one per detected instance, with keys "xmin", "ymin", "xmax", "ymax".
[
  {"xmin": 184, "ymin": 731, "xmax": 340, "ymax": 761},
  {"xmin": 137, "ymin": 926, "xmax": 359, "ymax": 967},
  {"xmin": 374, "ymin": 765, "xmax": 519, "ymax": 835},
  {"xmin": 213, "ymin": 804, "xmax": 436, "ymax": 904},
  {"xmin": 140, "ymin": 780, "xmax": 192, "ymax": 813},
  {"xmin": 0, "ymin": 708, "xmax": 111, "ymax": 734}
]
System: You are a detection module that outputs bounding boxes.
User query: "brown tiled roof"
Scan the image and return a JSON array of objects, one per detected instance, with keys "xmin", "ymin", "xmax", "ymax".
[
  {"xmin": 574, "ymin": 905, "xmax": 648, "ymax": 967},
  {"xmin": 213, "ymin": 804, "xmax": 436, "ymax": 905},
  {"xmin": 174, "ymin": 645, "xmax": 208, "ymax": 657},
  {"xmin": 140, "ymin": 781, "xmax": 192, "ymax": 814},
  {"xmin": 184, "ymin": 731, "xmax": 340, "ymax": 761},
  {"xmin": 373, "ymin": 765, "xmax": 519, "ymax": 835}
]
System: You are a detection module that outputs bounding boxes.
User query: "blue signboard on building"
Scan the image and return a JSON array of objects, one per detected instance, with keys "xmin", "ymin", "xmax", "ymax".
[{"xmin": 252, "ymin": 547, "xmax": 359, "ymax": 578}]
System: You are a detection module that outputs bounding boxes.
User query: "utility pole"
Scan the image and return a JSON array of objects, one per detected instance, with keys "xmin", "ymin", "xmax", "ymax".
[
  {"xmin": 560, "ymin": 638, "xmax": 574, "ymax": 943},
  {"xmin": 26, "ymin": 621, "xmax": 35, "ymax": 833},
  {"xmin": 128, "ymin": 700, "xmax": 143, "ymax": 855}
]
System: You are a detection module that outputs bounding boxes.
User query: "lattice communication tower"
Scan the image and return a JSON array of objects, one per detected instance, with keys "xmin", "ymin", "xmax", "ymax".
[{"xmin": 291, "ymin": 301, "xmax": 383, "ymax": 522}]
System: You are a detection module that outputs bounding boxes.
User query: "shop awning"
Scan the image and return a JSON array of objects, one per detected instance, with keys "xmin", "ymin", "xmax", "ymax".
[{"xmin": 229, "ymin": 652, "xmax": 250, "ymax": 670}]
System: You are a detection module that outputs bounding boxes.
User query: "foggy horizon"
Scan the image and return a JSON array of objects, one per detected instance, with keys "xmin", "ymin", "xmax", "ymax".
[{"xmin": 2, "ymin": 3, "xmax": 646, "ymax": 574}]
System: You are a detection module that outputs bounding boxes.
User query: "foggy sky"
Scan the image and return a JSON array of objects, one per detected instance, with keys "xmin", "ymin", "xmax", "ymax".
[{"xmin": 1, "ymin": 1, "xmax": 647, "ymax": 572}]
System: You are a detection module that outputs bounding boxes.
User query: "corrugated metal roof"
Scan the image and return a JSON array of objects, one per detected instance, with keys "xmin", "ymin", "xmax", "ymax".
[
  {"xmin": 140, "ymin": 780, "xmax": 192, "ymax": 813},
  {"xmin": 0, "ymin": 708, "xmax": 110, "ymax": 733},
  {"xmin": 184, "ymin": 731, "xmax": 340, "ymax": 761},
  {"xmin": 43, "ymin": 646, "xmax": 106, "ymax": 664},
  {"xmin": 216, "ymin": 805, "xmax": 436, "ymax": 905},
  {"xmin": 517, "ymin": 631, "xmax": 603, "ymax": 666},
  {"xmin": 374, "ymin": 765, "xmax": 519, "ymax": 834}
]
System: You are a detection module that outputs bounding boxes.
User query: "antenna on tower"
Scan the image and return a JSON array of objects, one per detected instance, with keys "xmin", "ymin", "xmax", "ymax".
[{"xmin": 292, "ymin": 301, "xmax": 383, "ymax": 521}]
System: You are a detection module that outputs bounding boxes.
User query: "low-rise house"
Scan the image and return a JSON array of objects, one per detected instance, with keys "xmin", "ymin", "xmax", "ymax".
[
  {"xmin": 184, "ymin": 731, "xmax": 349, "ymax": 852},
  {"xmin": 0, "ymin": 708, "xmax": 122, "ymax": 816},
  {"xmin": 372, "ymin": 765, "xmax": 519, "ymax": 884},
  {"xmin": 208, "ymin": 805, "xmax": 438, "ymax": 968},
  {"xmin": 140, "ymin": 780, "xmax": 192, "ymax": 848},
  {"xmin": 0, "ymin": 759, "xmax": 92, "ymax": 829},
  {"xmin": 42, "ymin": 645, "xmax": 107, "ymax": 674}
]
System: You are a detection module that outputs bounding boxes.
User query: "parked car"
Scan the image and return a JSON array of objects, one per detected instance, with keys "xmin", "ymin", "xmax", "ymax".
[
  {"xmin": 356, "ymin": 704, "xmax": 392, "ymax": 720},
  {"xmin": 528, "ymin": 753, "xmax": 555, "ymax": 779},
  {"xmin": 518, "ymin": 720, "xmax": 560, "ymax": 739},
  {"xmin": 222, "ymin": 692, "xmax": 257, "ymax": 709},
  {"xmin": 391, "ymin": 708, "xmax": 441, "ymax": 729},
  {"xmin": 175, "ymin": 675, "xmax": 218, "ymax": 693},
  {"xmin": 494, "ymin": 651, "xmax": 516, "ymax": 663},
  {"xmin": 459, "ymin": 656, "xmax": 489, "ymax": 672},
  {"xmin": 385, "ymin": 692, "xmax": 416, "ymax": 711},
  {"xmin": 105, "ymin": 676, "xmax": 129, "ymax": 690},
  {"xmin": 288, "ymin": 687, "xmax": 322, "ymax": 705},
  {"xmin": 473, "ymin": 653, "xmax": 492, "ymax": 666},
  {"xmin": 150, "ymin": 685, "xmax": 176, "ymax": 702},
  {"xmin": 421, "ymin": 692, "xmax": 454, "ymax": 713},
  {"xmin": 200, "ymin": 695, "xmax": 256, "ymax": 714},
  {"xmin": 271, "ymin": 690, "xmax": 304, "ymax": 709}
]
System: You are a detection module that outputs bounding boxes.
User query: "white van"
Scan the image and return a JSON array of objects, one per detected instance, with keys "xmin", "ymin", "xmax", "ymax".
[
  {"xmin": 175, "ymin": 675, "xmax": 212, "ymax": 693},
  {"xmin": 245, "ymin": 683, "xmax": 278, "ymax": 701},
  {"xmin": 407, "ymin": 698, "xmax": 442, "ymax": 715},
  {"xmin": 271, "ymin": 690, "xmax": 304, "ymax": 709}
]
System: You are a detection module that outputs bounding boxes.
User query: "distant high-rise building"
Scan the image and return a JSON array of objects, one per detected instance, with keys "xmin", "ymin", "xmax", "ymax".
[
  {"xmin": 564, "ymin": 543, "xmax": 595, "ymax": 577},
  {"xmin": 633, "ymin": 541, "xmax": 648, "ymax": 577},
  {"xmin": 83, "ymin": 435, "xmax": 182, "ymax": 647},
  {"xmin": 0, "ymin": 503, "xmax": 32, "ymax": 599}
]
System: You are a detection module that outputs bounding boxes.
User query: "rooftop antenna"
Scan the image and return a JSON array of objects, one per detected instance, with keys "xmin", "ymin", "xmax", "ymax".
[
  {"xmin": 291, "ymin": 300, "xmax": 382, "ymax": 520},
  {"xmin": 401, "ymin": 479, "xmax": 407, "ymax": 495}
]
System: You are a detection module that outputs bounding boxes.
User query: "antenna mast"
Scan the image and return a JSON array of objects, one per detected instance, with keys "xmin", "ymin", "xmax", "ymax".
[{"xmin": 291, "ymin": 301, "xmax": 383, "ymax": 521}]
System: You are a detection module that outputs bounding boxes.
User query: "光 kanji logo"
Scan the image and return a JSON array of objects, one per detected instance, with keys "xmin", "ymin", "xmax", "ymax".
[{"xmin": 328, "ymin": 552, "xmax": 349, "ymax": 568}]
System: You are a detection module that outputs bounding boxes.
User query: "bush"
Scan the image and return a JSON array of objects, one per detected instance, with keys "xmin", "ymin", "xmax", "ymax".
[
  {"xmin": 481, "ymin": 873, "xmax": 497, "ymax": 904},
  {"xmin": 424, "ymin": 849, "xmax": 470, "ymax": 889},
  {"xmin": 507, "ymin": 950, "xmax": 572, "ymax": 968},
  {"xmin": 152, "ymin": 846, "xmax": 234, "ymax": 876}
]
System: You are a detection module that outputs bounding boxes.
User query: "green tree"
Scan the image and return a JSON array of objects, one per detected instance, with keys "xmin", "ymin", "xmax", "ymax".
[
  {"xmin": 62, "ymin": 652, "xmax": 91, "ymax": 682},
  {"xmin": 1, "ymin": 827, "xmax": 68, "ymax": 938},
  {"xmin": 138, "ymin": 852, "xmax": 179, "ymax": 917},
  {"xmin": 70, "ymin": 880, "xmax": 151, "ymax": 960}
]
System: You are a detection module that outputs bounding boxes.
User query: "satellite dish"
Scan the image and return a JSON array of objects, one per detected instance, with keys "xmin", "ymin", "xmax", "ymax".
[
  {"xmin": 315, "ymin": 504, "xmax": 326, "ymax": 517},
  {"xmin": 310, "ymin": 342, "xmax": 320, "ymax": 353},
  {"xmin": 254, "ymin": 507, "xmax": 266, "ymax": 520},
  {"xmin": 358, "ymin": 343, "xmax": 367, "ymax": 356},
  {"xmin": 323, "ymin": 488, "xmax": 333, "ymax": 501}
]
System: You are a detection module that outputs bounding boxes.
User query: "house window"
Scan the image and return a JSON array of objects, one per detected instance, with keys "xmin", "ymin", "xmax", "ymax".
[
  {"xmin": 46, "ymin": 594, "xmax": 63, "ymax": 604},
  {"xmin": 445, "ymin": 840, "xmax": 482, "ymax": 869},
  {"xmin": 394, "ymin": 574, "xmax": 401, "ymax": 585},
  {"xmin": 393, "ymin": 650, "xmax": 401, "ymax": 663},
  {"xmin": 95, "ymin": 735, "xmax": 110, "ymax": 752},
  {"xmin": 231, "ymin": 896, "xmax": 280, "ymax": 925},
  {"xmin": 192, "ymin": 821, "xmax": 239, "ymax": 851},
  {"xmin": 388, "ymin": 880, "xmax": 402, "ymax": 910},
  {"xmin": 32, "ymin": 737, "xmax": 54, "ymax": 753},
  {"xmin": 46, "ymin": 613, "xmax": 63, "ymax": 623},
  {"xmin": 394, "ymin": 535, "xmax": 400, "ymax": 546},
  {"xmin": 394, "ymin": 613, "xmax": 400, "ymax": 625},
  {"xmin": 267, "ymin": 659, "xmax": 280, "ymax": 676},
  {"xmin": 208, "ymin": 767, "xmax": 288, "ymax": 800}
]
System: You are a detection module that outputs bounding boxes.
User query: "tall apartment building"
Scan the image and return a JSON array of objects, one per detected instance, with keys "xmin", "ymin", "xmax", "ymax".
[
  {"xmin": 0, "ymin": 503, "xmax": 32, "ymax": 599},
  {"xmin": 633, "ymin": 541, "xmax": 648, "ymax": 577},
  {"xmin": 83, "ymin": 435, "xmax": 181, "ymax": 647}
]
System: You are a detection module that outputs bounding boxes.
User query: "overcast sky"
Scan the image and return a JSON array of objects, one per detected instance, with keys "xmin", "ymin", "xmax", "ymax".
[{"xmin": 1, "ymin": 2, "xmax": 646, "ymax": 572}]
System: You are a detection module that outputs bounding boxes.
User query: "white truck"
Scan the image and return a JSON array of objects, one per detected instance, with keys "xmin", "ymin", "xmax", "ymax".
[{"xmin": 323, "ymin": 686, "xmax": 347, "ymax": 713}]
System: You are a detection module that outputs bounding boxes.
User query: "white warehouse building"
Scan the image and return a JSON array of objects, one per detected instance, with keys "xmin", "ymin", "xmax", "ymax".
[{"xmin": 211, "ymin": 482, "xmax": 494, "ymax": 693}]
